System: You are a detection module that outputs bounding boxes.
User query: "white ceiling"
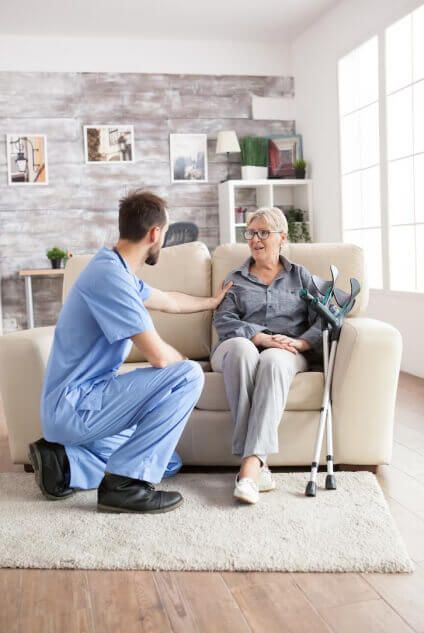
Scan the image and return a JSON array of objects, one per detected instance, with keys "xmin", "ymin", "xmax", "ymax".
[{"xmin": 0, "ymin": 0, "xmax": 340, "ymax": 41}]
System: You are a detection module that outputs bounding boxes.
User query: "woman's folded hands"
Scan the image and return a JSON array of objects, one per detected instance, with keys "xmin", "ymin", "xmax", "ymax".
[{"xmin": 251, "ymin": 332, "xmax": 311, "ymax": 354}]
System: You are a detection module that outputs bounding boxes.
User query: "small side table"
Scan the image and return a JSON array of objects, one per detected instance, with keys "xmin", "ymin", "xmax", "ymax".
[{"xmin": 19, "ymin": 269, "xmax": 65, "ymax": 329}]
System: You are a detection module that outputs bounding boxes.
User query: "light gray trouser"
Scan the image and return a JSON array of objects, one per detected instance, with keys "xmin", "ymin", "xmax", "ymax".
[{"xmin": 211, "ymin": 337, "xmax": 308, "ymax": 461}]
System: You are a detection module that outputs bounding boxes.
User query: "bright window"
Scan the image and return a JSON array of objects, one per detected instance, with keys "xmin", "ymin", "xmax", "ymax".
[
  {"xmin": 386, "ymin": 6, "xmax": 424, "ymax": 292},
  {"xmin": 338, "ymin": 5, "xmax": 424, "ymax": 293},
  {"xmin": 338, "ymin": 36, "xmax": 383, "ymax": 289}
]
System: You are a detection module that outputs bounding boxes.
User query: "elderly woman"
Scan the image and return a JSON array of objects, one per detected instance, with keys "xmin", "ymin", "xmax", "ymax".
[{"xmin": 211, "ymin": 207, "xmax": 322, "ymax": 505}]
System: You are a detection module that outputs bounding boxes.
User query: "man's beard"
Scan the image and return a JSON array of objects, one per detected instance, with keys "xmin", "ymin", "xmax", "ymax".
[{"xmin": 145, "ymin": 245, "xmax": 160, "ymax": 266}]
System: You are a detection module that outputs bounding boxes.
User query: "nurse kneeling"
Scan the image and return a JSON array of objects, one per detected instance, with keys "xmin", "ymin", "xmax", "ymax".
[{"xmin": 29, "ymin": 190, "xmax": 231, "ymax": 514}]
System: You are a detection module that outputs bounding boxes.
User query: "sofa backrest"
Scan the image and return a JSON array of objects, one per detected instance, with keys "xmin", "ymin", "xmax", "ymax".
[
  {"xmin": 63, "ymin": 241, "xmax": 212, "ymax": 360},
  {"xmin": 63, "ymin": 241, "xmax": 368, "ymax": 360},
  {"xmin": 211, "ymin": 242, "xmax": 368, "ymax": 347}
]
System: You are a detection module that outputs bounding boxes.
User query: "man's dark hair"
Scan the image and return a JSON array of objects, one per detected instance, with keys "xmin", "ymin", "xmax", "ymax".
[{"xmin": 118, "ymin": 190, "xmax": 168, "ymax": 242}]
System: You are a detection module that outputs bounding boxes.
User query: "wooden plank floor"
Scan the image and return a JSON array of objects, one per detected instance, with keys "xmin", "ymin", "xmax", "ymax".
[{"xmin": 0, "ymin": 372, "xmax": 423, "ymax": 633}]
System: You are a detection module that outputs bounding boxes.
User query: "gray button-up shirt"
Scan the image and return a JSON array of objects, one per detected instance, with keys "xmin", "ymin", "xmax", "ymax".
[{"xmin": 213, "ymin": 255, "xmax": 323, "ymax": 351}]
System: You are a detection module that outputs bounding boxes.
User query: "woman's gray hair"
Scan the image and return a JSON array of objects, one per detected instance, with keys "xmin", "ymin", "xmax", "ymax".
[{"xmin": 246, "ymin": 207, "xmax": 288, "ymax": 235}]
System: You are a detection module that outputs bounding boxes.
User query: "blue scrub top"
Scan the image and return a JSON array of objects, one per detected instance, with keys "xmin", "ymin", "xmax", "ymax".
[{"xmin": 41, "ymin": 247, "xmax": 153, "ymax": 424}]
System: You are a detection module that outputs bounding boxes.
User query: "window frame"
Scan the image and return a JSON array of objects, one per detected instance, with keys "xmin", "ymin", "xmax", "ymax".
[
  {"xmin": 337, "ymin": 6, "xmax": 424, "ymax": 295},
  {"xmin": 338, "ymin": 35, "xmax": 383, "ymax": 290}
]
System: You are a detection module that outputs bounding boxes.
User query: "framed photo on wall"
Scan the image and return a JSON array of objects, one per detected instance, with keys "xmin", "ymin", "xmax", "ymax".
[
  {"xmin": 84, "ymin": 125, "xmax": 135, "ymax": 163},
  {"xmin": 170, "ymin": 133, "xmax": 208, "ymax": 183},
  {"xmin": 268, "ymin": 134, "xmax": 303, "ymax": 179},
  {"xmin": 6, "ymin": 134, "xmax": 48, "ymax": 185}
]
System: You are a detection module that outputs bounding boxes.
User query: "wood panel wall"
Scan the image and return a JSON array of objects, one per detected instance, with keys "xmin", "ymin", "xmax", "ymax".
[{"xmin": 0, "ymin": 72, "xmax": 294, "ymax": 331}]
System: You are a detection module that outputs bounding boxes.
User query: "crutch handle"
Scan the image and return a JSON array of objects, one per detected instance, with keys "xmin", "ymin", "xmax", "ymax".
[{"xmin": 299, "ymin": 289, "xmax": 340, "ymax": 328}]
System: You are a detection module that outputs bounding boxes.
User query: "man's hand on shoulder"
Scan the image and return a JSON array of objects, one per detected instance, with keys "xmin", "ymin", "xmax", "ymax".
[{"xmin": 212, "ymin": 281, "xmax": 233, "ymax": 310}]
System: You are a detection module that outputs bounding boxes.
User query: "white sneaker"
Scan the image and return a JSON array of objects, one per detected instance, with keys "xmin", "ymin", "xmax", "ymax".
[
  {"xmin": 258, "ymin": 465, "xmax": 276, "ymax": 492},
  {"xmin": 233, "ymin": 475, "xmax": 259, "ymax": 504}
]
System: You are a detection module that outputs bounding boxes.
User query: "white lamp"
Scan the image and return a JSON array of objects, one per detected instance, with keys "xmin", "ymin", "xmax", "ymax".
[
  {"xmin": 216, "ymin": 130, "xmax": 240, "ymax": 181},
  {"xmin": 15, "ymin": 152, "xmax": 28, "ymax": 173}
]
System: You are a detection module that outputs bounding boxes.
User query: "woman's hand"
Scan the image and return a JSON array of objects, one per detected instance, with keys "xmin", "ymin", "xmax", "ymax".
[
  {"xmin": 271, "ymin": 335, "xmax": 311, "ymax": 353},
  {"xmin": 212, "ymin": 281, "xmax": 233, "ymax": 309},
  {"xmin": 251, "ymin": 333, "xmax": 311, "ymax": 354}
]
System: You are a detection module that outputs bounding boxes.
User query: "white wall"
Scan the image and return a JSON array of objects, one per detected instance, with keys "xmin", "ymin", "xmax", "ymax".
[
  {"xmin": 366, "ymin": 291, "xmax": 424, "ymax": 378},
  {"xmin": 0, "ymin": 35, "xmax": 290, "ymax": 76},
  {"xmin": 292, "ymin": 0, "xmax": 424, "ymax": 378}
]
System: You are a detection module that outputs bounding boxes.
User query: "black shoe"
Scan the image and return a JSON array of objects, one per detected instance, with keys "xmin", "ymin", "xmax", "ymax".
[
  {"xmin": 28, "ymin": 438, "xmax": 75, "ymax": 501},
  {"xmin": 97, "ymin": 472, "xmax": 183, "ymax": 514}
]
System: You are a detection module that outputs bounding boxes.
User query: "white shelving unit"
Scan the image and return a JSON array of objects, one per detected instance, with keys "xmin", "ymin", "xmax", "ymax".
[{"xmin": 218, "ymin": 179, "xmax": 313, "ymax": 244}]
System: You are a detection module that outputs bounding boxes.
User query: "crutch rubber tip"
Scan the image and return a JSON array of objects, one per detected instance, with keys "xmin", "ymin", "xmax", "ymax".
[
  {"xmin": 325, "ymin": 474, "xmax": 337, "ymax": 490},
  {"xmin": 305, "ymin": 481, "xmax": 317, "ymax": 497}
]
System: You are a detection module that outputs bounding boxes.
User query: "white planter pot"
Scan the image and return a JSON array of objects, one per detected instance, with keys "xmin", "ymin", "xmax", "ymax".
[{"xmin": 241, "ymin": 166, "xmax": 268, "ymax": 180}]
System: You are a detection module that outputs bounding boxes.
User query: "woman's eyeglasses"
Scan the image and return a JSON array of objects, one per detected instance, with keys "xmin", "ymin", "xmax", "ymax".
[{"xmin": 243, "ymin": 229, "xmax": 281, "ymax": 240}]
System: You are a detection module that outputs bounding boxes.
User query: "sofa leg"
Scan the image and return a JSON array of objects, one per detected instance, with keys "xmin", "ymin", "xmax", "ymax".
[
  {"xmin": 24, "ymin": 464, "xmax": 34, "ymax": 473},
  {"xmin": 336, "ymin": 464, "xmax": 378, "ymax": 474}
]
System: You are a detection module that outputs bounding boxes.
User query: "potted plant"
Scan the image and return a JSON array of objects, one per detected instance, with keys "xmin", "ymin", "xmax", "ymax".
[
  {"xmin": 46, "ymin": 247, "xmax": 67, "ymax": 269},
  {"xmin": 293, "ymin": 159, "xmax": 307, "ymax": 179},
  {"xmin": 240, "ymin": 136, "xmax": 268, "ymax": 180},
  {"xmin": 285, "ymin": 208, "xmax": 311, "ymax": 243}
]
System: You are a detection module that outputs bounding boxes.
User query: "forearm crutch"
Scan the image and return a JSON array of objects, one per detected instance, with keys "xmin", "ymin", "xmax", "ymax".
[
  {"xmin": 323, "ymin": 328, "xmax": 336, "ymax": 491},
  {"xmin": 300, "ymin": 276, "xmax": 360, "ymax": 497},
  {"xmin": 305, "ymin": 329, "xmax": 338, "ymax": 497}
]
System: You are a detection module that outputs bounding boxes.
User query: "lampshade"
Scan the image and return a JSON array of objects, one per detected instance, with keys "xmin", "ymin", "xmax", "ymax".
[{"xmin": 216, "ymin": 130, "xmax": 240, "ymax": 154}]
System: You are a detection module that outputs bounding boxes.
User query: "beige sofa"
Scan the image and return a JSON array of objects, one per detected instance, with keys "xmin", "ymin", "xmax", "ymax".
[{"xmin": 0, "ymin": 241, "xmax": 402, "ymax": 469}]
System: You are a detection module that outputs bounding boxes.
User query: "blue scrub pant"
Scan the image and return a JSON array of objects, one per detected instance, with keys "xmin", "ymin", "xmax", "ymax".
[{"xmin": 43, "ymin": 360, "xmax": 204, "ymax": 489}]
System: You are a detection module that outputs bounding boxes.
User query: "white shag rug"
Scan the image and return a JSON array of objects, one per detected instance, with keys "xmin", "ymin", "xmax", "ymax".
[{"xmin": 0, "ymin": 471, "xmax": 413, "ymax": 573}]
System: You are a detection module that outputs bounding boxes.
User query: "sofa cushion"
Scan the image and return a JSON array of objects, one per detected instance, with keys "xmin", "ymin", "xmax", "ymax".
[
  {"xmin": 196, "ymin": 371, "xmax": 324, "ymax": 411},
  {"xmin": 118, "ymin": 362, "xmax": 323, "ymax": 412},
  {"xmin": 118, "ymin": 360, "xmax": 212, "ymax": 373},
  {"xmin": 63, "ymin": 241, "xmax": 213, "ymax": 361}
]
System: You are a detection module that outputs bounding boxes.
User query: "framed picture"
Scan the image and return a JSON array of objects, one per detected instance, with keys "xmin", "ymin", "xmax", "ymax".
[
  {"xmin": 6, "ymin": 134, "xmax": 48, "ymax": 185},
  {"xmin": 170, "ymin": 133, "xmax": 208, "ymax": 183},
  {"xmin": 268, "ymin": 134, "xmax": 303, "ymax": 179},
  {"xmin": 84, "ymin": 125, "xmax": 135, "ymax": 163}
]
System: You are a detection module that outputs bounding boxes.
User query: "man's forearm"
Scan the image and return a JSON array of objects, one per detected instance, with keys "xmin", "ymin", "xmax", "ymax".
[{"xmin": 167, "ymin": 291, "xmax": 215, "ymax": 313}]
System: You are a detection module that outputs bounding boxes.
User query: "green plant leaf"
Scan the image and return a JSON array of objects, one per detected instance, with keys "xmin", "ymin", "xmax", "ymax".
[
  {"xmin": 240, "ymin": 137, "xmax": 268, "ymax": 167},
  {"xmin": 46, "ymin": 247, "xmax": 67, "ymax": 260}
]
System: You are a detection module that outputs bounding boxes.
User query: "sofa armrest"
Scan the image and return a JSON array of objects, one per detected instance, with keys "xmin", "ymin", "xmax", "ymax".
[
  {"xmin": 332, "ymin": 317, "xmax": 402, "ymax": 465},
  {"xmin": 0, "ymin": 326, "xmax": 54, "ymax": 463}
]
